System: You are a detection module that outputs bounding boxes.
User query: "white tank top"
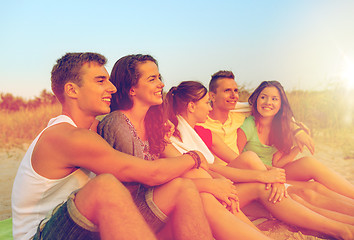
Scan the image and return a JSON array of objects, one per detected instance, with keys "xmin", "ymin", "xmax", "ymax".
[{"xmin": 12, "ymin": 115, "xmax": 94, "ymax": 240}]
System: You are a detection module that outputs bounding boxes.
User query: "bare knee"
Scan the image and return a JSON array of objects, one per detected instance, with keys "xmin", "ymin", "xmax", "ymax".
[
  {"xmin": 168, "ymin": 178, "xmax": 198, "ymax": 195},
  {"xmin": 296, "ymin": 187, "xmax": 318, "ymax": 202},
  {"xmin": 306, "ymin": 181, "xmax": 326, "ymax": 192},
  {"xmin": 168, "ymin": 178, "xmax": 200, "ymax": 204},
  {"xmin": 75, "ymin": 174, "xmax": 133, "ymax": 223},
  {"xmin": 82, "ymin": 174, "xmax": 131, "ymax": 205},
  {"xmin": 154, "ymin": 178, "xmax": 200, "ymax": 213},
  {"xmin": 296, "ymin": 156, "xmax": 322, "ymax": 167}
]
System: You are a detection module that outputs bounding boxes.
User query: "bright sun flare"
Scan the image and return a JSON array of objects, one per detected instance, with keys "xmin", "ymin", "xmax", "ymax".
[{"xmin": 341, "ymin": 58, "xmax": 354, "ymax": 89}]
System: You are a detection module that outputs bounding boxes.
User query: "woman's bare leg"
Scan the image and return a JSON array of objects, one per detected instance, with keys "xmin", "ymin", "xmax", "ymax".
[
  {"xmin": 289, "ymin": 193, "xmax": 354, "ymax": 225},
  {"xmin": 229, "ymin": 151, "xmax": 354, "ymax": 214},
  {"xmin": 287, "ymin": 183, "xmax": 354, "ymax": 216},
  {"xmin": 182, "ymin": 168, "xmax": 271, "ymax": 239},
  {"xmin": 200, "ymin": 193, "xmax": 271, "ymax": 240},
  {"xmin": 284, "ymin": 156, "xmax": 354, "ymax": 199},
  {"xmin": 153, "ymin": 178, "xmax": 212, "ymax": 240},
  {"xmin": 236, "ymin": 182, "xmax": 354, "ymax": 240}
]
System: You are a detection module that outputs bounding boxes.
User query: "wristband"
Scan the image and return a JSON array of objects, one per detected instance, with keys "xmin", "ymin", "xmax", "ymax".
[{"xmin": 184, "ymin": 151, "xmax": 201, "ymax": 169}]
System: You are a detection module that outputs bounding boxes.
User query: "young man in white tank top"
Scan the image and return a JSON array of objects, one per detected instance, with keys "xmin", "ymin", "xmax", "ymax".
[{"xmin": 12, "ymin": 53, "xmax": 212, "ymax": 240}]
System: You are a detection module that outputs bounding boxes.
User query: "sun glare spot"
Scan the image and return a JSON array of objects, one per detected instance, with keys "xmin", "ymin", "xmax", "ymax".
[{"xmin": 341, "ymin": 58, "xmax": 354, "ymax": 89}]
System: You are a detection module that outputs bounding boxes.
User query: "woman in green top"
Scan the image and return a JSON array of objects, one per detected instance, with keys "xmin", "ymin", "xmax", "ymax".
[{"xmin": 237, "ymin": 80, "xmax": 354, "ymax": 219}]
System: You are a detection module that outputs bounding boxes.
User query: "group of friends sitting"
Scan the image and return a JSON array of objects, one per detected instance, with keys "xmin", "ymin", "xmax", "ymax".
[{"xmin": 11, "ymin": 53, "xmax": 354, "ymax": 240}]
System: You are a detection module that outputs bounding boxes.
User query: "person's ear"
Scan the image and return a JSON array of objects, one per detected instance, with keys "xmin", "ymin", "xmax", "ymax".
[
  {"xmin": 64, "ymin": 82, "xmax": 79, "ymax": 99},
  {"xmin": 209, "ymin": 91, "xmax": 216, "ymax": 102},
  {"xmin": 129, "ymin": 87, "xmax": 136, "ymax": 97},
  {"xmin": 187, "ymin": 101, "xmax": 195, "ymax": 113}
]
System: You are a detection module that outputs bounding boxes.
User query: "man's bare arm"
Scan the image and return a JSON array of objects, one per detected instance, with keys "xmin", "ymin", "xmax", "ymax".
[{"xmin": 34, "ymin": 124, "xmax": 198, "ymax": 186}]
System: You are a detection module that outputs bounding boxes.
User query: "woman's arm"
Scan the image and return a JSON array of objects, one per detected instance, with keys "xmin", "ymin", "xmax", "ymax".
[
  {"xmin": 210, "ymin": 132, "xmax": 239, "ymax": 164},
  {"xmin": 209, "ymin": 163, "xmax": 285, "ymax": 184},
  {"xmin": 237, "ymin": 128, "xmax": 247, "ymax": 153},
  {"xmin": 272, "ymin": 146, "xmax": 301, "ymax": 168}
]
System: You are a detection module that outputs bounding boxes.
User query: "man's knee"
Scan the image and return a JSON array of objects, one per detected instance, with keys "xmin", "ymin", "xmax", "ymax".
[
  {"xmin": 81, "ymin": 174, "xmax": 131, "ymax": 205},
  {"xmin": 74, "ymin": 174, "xmax": 133, "ymax": 224}
]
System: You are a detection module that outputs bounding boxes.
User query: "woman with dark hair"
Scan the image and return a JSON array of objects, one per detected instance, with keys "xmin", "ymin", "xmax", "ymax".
[
  {"xmin": 237, "ymin": 80, "xmax": 354, "ymax": 223},
  {"xmin": 108, "ymin": 54, "xmax": 167, "ymax": 155},
  {"xmin": 163, "ymin": 80, "xmax": 354, "ymax": 239},
  {"xmin": 97, "ymin": 54, "xmax": 217, "ymax": 240},
  {"xmin": 238, "ymin": 81, "xmax": 354, "ymax": 199}
]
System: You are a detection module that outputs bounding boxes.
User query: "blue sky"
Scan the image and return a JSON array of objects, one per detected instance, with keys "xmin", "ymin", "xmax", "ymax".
[{"xmin": 1, "ymin": 0, "xmax": 354, "ymax": 99}]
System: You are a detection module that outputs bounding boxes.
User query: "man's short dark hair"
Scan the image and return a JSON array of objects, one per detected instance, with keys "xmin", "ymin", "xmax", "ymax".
[
  {"xmin": 209, "ymin": 70, "xmax": 235, "ymax": 93},
  {"xmin": 51, "ymin": 52, "xmax": 107, "ymax": 103}
]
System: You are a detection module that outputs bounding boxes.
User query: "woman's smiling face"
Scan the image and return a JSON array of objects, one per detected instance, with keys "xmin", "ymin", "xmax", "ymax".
[
  {"xmin": 256, "ymin": 86, "xmax": 282, "ymax": 118},
  {"xmin": 130, "ymin": 61, "xmax": 164, "ymax": 107}
]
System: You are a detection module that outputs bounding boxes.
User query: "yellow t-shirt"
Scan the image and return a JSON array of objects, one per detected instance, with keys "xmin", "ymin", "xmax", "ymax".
[{"xmin": 198, "ymin": 111, "xmax": 250, "ymax": 165}]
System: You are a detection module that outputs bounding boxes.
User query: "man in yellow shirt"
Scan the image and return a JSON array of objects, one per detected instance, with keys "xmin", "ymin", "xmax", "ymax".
[{"xmin": 199, "ymin": 70, "xmax": 314, "ymax": 165}]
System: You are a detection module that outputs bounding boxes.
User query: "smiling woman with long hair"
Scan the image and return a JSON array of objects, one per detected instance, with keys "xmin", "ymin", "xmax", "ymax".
[
  {"xmin": 97, "ymin": 54, "xmax": 217, "ymax": 240},
  {"xmin": 238, "ymin": 81, "xmax": 354, "ymax": 199},
  {"xmin": 237, "ymin": 80, "xmax": 354, "ymax": 225}
]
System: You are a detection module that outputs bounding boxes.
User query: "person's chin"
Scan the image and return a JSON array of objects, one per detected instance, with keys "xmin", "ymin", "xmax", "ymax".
[
  {"xmin": 226, "ymin": 105, "xmax": 236, "ymax": 110},
  {"xmin": 101, "ymin": 108, "xmax": 111, "ymax": 115}
]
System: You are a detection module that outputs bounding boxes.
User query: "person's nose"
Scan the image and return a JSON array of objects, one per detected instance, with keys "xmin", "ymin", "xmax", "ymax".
[
  {"xmin": 158, "ymin": 79, "xmax": 164, "ymax": 88},
  {"xmin": 231, "ymin": 91, "xmax": 239, "ymax": 99},
  {"xmin": 107, "ymin": 80, "xmax": 117, "ymax": 94}
]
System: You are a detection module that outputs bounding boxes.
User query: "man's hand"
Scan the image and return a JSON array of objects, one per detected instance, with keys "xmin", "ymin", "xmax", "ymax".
[
  {"xmin": 259, "ymin": 167, "xmax": 286, "ymax": 183},
  {"xmin": 265, "ymin": 183, "xmax": 288, "ymax": 203}
]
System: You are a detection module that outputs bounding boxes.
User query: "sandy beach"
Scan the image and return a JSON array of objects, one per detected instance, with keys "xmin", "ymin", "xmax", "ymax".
[{"xmin": 1, "ymin": 142, "xmax": 353, "ymax": 239}]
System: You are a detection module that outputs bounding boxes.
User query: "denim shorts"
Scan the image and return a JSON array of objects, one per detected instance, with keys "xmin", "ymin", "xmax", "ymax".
[
  {"xmin": 133, "ymin": 186, "xmax": 168, "ymax": 233},
  {"xmin": 32, "ymin": 186, "xmax": 167, "ymax": 239},
  {"xmin": 32, "ymin": 191, "xmax": 100, "ymax": 240}
]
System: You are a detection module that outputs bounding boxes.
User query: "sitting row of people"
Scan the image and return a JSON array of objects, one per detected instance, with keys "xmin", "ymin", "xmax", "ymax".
[
  {"xmin": 12, "ymin": 52, "xmax": 354, "ymax": 240},
  {"xmin": 97, "ymin": 54, "xmax": 354, "ymax": 239}
]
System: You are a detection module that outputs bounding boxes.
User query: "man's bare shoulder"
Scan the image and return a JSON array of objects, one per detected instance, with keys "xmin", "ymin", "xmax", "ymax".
[
  {"xmin": 38, "ymin": 123, "xmax": 87, "ymax": 148},
  {"xmin": 32, "ymin": 123, "xmax": 107, "ymax": 178}
]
